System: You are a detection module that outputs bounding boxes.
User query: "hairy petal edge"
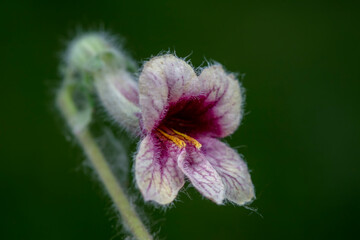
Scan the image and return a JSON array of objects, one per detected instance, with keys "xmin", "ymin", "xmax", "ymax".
[
  {"xmin": 139, "ymin": 55, "xmax": 199, "ymax": 132},
  {"xmin": 135, "ymin": 134, "xmax": 185, "ymax": 204},
  {"xmin": 201, "ymin": 137, "xmax": 255, "ymax": 205},
  {"xmin": 198, "ymin": 65, "xmax": 243, "ymax": 138},
  {"xmin": 178, "ymin": 146, "xmax": 225, "ymax": 204}
]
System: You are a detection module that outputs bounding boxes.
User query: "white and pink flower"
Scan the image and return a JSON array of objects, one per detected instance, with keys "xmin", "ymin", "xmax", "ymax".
[{"xmin": 133, "ymin": 55, "xmax": 255, "ymax": 205}]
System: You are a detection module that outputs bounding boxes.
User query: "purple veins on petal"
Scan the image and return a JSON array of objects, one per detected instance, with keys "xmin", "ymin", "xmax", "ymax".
[
  {"xmin": 201, "ymin": 137, "xmax": 255, "ymax": 205},
  {"xmin": 139, "ymin": 55, "xmax": 199, "ymax": 132},
  {"xmin": 135, "ymin": 134, "xmax": 185, "ymax": 204},
  {"xmin": 198, "ymin": 65, "xmax": 243, "ymax": 138},
  {"xmin": 178, "ymin": 146, "xmax": 225, "ymax": 204}
]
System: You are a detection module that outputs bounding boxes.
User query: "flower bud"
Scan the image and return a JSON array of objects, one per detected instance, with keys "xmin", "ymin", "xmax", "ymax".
[
  {"xmin": 65, "ymin": 33, "xmax": 129, "ymax": 73},
  {"xmin": 95, "ymin": 70, "xmax": 141, "ymax": 135}
]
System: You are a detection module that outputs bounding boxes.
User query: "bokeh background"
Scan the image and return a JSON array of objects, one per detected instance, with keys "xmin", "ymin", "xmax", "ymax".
[{"xmin": 1, "ymin": 0, "xmax": 360, "ymax": 239}]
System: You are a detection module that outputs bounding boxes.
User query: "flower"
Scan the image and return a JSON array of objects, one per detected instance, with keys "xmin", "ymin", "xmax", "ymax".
[{"xmin": 134, "ymin": 54, "xmax": 255, "ymax": 205}]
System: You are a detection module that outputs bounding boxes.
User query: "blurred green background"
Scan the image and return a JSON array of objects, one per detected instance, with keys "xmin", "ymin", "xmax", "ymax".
[{"xmin": 1, "ymin": 0, "xmax": 359, "ymax": 239}]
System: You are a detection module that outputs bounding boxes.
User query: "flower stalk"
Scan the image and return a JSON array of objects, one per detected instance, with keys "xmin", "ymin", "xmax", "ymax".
[
  {"xmin": 57, "ymin": 84, "xmax": 152, "ymax": 240},
  {"xmin": 57, "ymin": 33, "xmax": 152, "ymax": 240}
]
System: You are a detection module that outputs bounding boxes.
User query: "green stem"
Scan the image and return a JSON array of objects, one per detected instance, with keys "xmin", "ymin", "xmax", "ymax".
[{"xmin": 57, "ymin": 85, "xmax": 152, "ymax": 240}]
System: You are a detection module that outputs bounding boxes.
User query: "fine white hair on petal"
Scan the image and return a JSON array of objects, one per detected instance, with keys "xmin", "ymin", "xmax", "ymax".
[
  {"xmin": 138, "ymin": 54, "xmax": 199, "ymax": 132},
  {"xmin": 178, "ymin": 146, "xmax": 226, "ymax": 204},
  {"xmin": 198, "ymin": 65, "xmax": 243, "ymax": 137},
  {"xmin": 135, "ymin": 134, "xmax": 185, "ymax": 205},
  {"xmin": 200, "ymin": 137, "xmax": 255, "ymax": 205}
]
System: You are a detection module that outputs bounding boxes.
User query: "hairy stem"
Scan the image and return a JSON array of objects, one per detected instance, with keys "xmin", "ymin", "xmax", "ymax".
[{"xmin": 57, "ymin": 85, "xmax": 152, "ymax": 240}]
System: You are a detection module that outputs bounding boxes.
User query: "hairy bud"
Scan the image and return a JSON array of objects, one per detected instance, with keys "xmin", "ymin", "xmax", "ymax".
[
  {"xmin": 65, "ymin": 33, "xmax": 127, "ymax": 73},
  {"xmin": 95, "ymin": 70, "xmax": 141, "ymax": 134}
]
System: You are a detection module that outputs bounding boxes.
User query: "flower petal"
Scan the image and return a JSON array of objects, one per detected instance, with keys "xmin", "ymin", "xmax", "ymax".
[
  {"xmin": 197, "ymin": 65, "xmax": 243, "ymax": 137},
  {"xmin": 201, "ymin": 137, "xmax": 255, "ymax": 205},
  {"xmin": 135, "ymin": 134, "xmax": 185, "ymax": 204},
  {"xmin": 139, "ymin": 55, "xmax": 199, "ymax": 132},
  {"xmin": 178, "ymin": 146, "xmax": 225, "ymax": 204}
]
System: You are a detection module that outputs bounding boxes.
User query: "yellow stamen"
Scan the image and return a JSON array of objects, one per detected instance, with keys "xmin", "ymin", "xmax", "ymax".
[
  {"xmin": 157, "ymin": 129, "xmax": 187, "ymax": 148},
  {"xmin": 171, "ymin": 129, "xmax": 202, "ymax": 149}
]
